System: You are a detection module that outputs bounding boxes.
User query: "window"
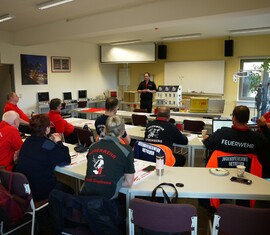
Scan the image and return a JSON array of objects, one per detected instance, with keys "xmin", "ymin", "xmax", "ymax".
[{"xmin": 238, "ymin": 59, "xmax": 269, "ymax": 101}]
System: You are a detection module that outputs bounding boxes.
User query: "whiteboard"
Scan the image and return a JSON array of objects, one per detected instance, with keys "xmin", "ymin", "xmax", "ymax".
[
  {"xmin": 100, "ymin": 43, "xmax": 156, "ymax": 63},
  {"xmin": 164, "ymin": 61, "xmax": 225, "ymax": 94}
]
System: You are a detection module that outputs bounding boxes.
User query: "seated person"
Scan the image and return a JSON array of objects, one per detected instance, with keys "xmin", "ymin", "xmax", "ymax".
[
  {"xmin": 81, "ymin": 115, "xmax": 135, "ymax": 226},
  {"xmin": 47, "ymin": 98, "xmax": 77, "ymax": 144},
  {"xmin": 16, "ymin": 114, "xmax": 73, "ymax": 200},
  {"xmin": 95, "ymin": 97, "xmax": 130, "ymax": 144},
  {"xmin": 4, "ymin": 91, "xmax": 30, "ymax": 133},
  {"xmin": 144, "ymin": 106, "xmax": 188, "ymax": 166},
  {"xmin": 262, "ymin": 111, "xmax": 270, "ymax": 128},
  {"xmin": 0, "ymin": 111, "xmax": 23, "ymax": 171},
  {"xmin": 203, "ymin": 105, "xmax": 270, "ymax": 159}
]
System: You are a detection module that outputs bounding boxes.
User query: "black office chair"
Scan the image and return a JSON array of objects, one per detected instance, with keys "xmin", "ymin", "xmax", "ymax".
[
  {"xmin": 183, "ymin": 119, "xmax": 205, "ymax": 134},
  {"xmin": 131, "ymin": 114, "xmax": 148, "ymax": 127},
  {"xmin": 77, "ymin": 101, "xmax": 87, "ymax": 108}
]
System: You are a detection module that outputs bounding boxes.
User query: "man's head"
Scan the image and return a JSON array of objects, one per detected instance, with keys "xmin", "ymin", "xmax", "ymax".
[
  {"xmin": 105, "ymin": 97, "xmax": 119, "ymax": 113},
  {"xmin": 144, "ymin": 72, "xmax": 150, "ymax": 82},
  {"xmin": 49, "ymin": 98, "xmax": 62, "ymax": 111},
  {"xmin": 2, "ymin": 111, "xmax": 20, "ymax": 128},
  {"xmin": 105, "ymin": 115, "xmax": 125, "ymax": 138},
  {"xmin": 7, "ymin": 92, "xmax": 19, "ymax": 104},
  {"xmin": 232, "ymin": 105, "xmax": 250, "ymax": 125},
  {"xmin": 157, "ymin": 106, "xmax": 170, "ymax": 120}
]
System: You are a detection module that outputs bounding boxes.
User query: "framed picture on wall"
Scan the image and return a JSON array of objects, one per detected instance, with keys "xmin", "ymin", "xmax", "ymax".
[{"xmin": 51, "ymin": 56, "xmax": 71, "ymax": 72}]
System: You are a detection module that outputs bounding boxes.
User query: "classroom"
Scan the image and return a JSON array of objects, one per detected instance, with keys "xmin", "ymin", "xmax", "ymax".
[{"xmin": 1, "ymin": 1, "xmax": 270, "ymax": 234}]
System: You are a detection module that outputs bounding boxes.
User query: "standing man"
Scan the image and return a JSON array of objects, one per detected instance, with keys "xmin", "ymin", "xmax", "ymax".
[
  {"xmin": 0, "ymin": 111, "xmax": 23, "ymax": 171},
  {"xmin": 137, "ymin": 72, "xmax": 157, "ymax": 113},
  {"xmin": 95, "ymin": 97, "xmax": 131, "ymax": 144},
  {"xmin": 144, "ymin": 106, "xmax": 188, "ymax": 166}
]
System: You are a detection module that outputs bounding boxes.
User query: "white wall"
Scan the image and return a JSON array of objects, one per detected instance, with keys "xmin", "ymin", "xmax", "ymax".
[{"xmin": 0, "ymin": 41, "xmax": 117, "ymax": 113}]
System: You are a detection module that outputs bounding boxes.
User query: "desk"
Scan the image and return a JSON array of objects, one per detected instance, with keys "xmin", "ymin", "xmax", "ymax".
[
  {"xmin": 38, "ymin": 102, "xmax": 77, "ymax": 114},
  {"xmin": 55, "ymin": 159, "xmax": 270, "ymax": 235},
  {"xmin": 171, "ymin": 111, "xmax": 222, "ymax": 118},
  {"xmin": 65, "ymin": 117, "xmax": 205, "ymax": 167}
]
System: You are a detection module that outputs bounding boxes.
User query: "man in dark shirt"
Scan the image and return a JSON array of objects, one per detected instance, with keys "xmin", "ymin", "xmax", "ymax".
[
  {"xmin": 144, "ymin": 106, "xmax": 188, "ymax": 166},
  {"xmin": 137, "ymin": 72, "xmax": 157, "ymax": 113},
  {"xmin": 95, "ymin": 97, "xmax": 130, "ymax": 144}
]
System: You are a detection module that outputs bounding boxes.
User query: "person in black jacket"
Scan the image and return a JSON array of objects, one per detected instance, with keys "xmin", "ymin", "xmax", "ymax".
[
  {"xmin": 16, "ymin": 114, "xmax": 73, "ymax": 200},
  {"xmin": 144, "ymin": 106, "xmax": 188, "ymax": 166},
  {"xmin": 137, "ymin": 72, "xmax": 157, "ymax": 113}
]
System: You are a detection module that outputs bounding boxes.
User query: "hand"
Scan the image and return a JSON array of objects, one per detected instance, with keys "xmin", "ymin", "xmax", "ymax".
[
  {"xmin": 202, "ymin": 134, "xmax": 209, "ymax": 140},
  {"xmin": 50, "ymin": 133, "xmax": 62, "ymax": 142}
]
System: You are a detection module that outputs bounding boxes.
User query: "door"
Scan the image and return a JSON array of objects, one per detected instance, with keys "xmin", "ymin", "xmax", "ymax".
[{"xmin": 0, "ymin": 64, "xmax": 15, "ymax": 118}]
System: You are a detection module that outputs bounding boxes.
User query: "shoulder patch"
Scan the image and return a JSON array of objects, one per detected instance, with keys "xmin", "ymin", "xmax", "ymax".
[{"xmin": 42, "ymin": 139, "xmax": 55, "ymax": 150}]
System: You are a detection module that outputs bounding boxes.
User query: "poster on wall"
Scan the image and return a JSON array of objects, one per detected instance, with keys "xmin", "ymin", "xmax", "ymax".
[{"xmin": 20, "ymin": 54, "xmax": 48, "ymax": 85}]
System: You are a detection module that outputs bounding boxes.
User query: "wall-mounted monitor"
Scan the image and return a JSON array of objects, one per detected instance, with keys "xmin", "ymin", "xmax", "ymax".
[
  {"xmin": 63, "ymin": 92, "xmax": 72, "ymax": 101},
  {"xmin": 78, "ymin": 90, "xmax": 87, "ymax": 99},
  {"xmin": 37, "ymin": 92, "xmax": 50, "ymax": 103}
]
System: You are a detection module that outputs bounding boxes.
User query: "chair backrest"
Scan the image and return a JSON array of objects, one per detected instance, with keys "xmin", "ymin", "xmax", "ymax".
[
  {"xmin": 133, "ymin": 141, "xmax": 175, "ymax": 166},
  {"xmin": 183, "ymin": 119, "xmax": 205, "ymax": 134},
  {"xmin": 75, "ymin": 126, "xmax": 95, "ymax": 147},
  {"xmin": 133, "ymin": 108, "xmax": 148, "ymax": 113},
  {"xmin": 131, "ymin": 114, "xmax": 148, "ymax": 127},
  {"xmin": 78, "ymin": 101, "xmax": 87, "ymax": 108},
  {"xmin": 129, "ymin": 198, "xmax": 197, "ymax": 234},
  {"xmin": 212, "ymin": 204, "xmax": 270, "ymax": 235},
  {"xmin": 206, "ymin": 150, "xmax": 262, "ymax": 208}
]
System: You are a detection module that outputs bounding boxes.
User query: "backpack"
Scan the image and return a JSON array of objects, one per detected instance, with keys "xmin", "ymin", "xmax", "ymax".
[{"xmin": 0, "ymin": 174, "xmax": 28, "ymax": 224}]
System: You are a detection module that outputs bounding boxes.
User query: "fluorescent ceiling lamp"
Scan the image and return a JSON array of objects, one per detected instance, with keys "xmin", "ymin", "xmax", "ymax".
[
  {"xmin": 229, "ymin": 27, "xmax": 270, "ymax": 35},
  {"xmin": 0, "ymin": 14, "xmax": 15, "ymax": 23},
  {"xmin": 109, "ymin": 39, "xmax": 142, "ymax": 45},
  {"xmin": 37, "ymin": 0, "xmax": 74, "ymax": 10},
  {"xmin": 161, "ymin": 33, "xmax": 201, "ymax": 41}
]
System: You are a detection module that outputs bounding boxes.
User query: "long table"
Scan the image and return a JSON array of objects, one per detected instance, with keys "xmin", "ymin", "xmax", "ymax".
[
  {"xmin": 65, "ymin": 117, "xmax": 206, "ymax": 167},
  {"xmin": 55, "ymin": 157, "xmax": 270, "ymax": 235}
]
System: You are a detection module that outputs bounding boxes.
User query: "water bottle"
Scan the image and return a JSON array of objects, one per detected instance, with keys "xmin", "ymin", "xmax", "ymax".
[{"xmin": 156, "ymin": 153, "xmax": 164, "ymax": 176}]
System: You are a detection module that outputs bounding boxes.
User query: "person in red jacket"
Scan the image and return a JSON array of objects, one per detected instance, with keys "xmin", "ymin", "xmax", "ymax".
[
  {"xmin": 47, "ymin": 98, "xmax": 77, "ymax": 144},
  {"xmin": 263, "ymin": 111, "xmax": 270, "ymax": 128},
  {"xmin": 0, "ymin": 111, "xmax": 23, "ymax": 171}
]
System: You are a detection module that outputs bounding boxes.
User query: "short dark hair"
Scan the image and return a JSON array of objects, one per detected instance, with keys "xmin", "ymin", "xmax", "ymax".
[
  {"xmin": 105, "ymin": 97, "xmax": 118, "ymax": 111},
  {"xmin": 49, "ymin": 98, "xmax": 62, "ymax": 110},
  {"xmin": 157, "ymin": 106, "xmax": 170, "ymax": 119},
  {"xmin": 232, "ymin": 105, "xmax": 250, "ymax": 124},
  {"xmin": 30, "ymin": 114, "xmax": 50, "ymax": 137},
  {"xmin": 144, "ymin": 72, "xmax": 150, "ymax": 77}
]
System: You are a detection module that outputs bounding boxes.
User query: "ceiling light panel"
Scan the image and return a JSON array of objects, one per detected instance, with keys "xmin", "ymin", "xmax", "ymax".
[
  {"xmin": 37, "ymin": 0, "xmax": 74, "ymax": 10},
  {"xmin": 0, "ymin": 14, "xmax": 15, "ymax": 23}
]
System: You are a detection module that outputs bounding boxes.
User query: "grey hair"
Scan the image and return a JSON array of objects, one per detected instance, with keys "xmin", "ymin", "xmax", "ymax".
[
  {"xmin": 2, "ymin": 111, "xmax": 20, "ymax": 125},
  {"xmin": 105, "ymin": 115, "xmax": 125, "ymax": 137}
]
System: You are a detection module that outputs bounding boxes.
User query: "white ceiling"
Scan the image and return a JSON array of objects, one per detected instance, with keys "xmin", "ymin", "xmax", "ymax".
[{"xmin": 1, "ymin": 0, "xmax": 270, "ymax": 46}]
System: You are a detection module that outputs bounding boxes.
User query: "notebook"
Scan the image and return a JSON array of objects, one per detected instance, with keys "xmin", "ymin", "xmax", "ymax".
[{"xmin": 212, "ymin": 119, "xmax": 232, "ymax": 133}]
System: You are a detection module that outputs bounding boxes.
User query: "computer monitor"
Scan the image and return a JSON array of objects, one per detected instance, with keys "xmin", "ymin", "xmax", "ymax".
[
  {"xmin": 212, "ymin": 119, "xmax": 232, "ymax": 133},
  {"xmin": 78, "ymin": 90, "xmax": 87, "ymax": 99},
  {"xmin": 37, "ymin": 92, "xmax": 49, "ymax": 103},
  {"xmin": 63, "ymin": 92, "xmax": 72, "ymax": 101}
]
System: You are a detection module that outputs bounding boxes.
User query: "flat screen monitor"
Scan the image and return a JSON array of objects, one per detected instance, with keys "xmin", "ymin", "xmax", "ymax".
[
  {"xmin": 212, "ymin": 119, "xmax": 232, "ymax": 133},
  {"xmin": 78, "ymin": 90, "xmax": 87, "ymax": 99},
  {"xmin": 37, "ymin": 92, "xmax": 49, "ymax": 103},
  {"xmin": 63, "ymin": 92, "xmax": 72, "ymax": 101}
]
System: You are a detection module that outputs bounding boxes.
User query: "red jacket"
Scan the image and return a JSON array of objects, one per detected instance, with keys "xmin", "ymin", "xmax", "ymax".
[
  {"xmin": 47, "ymin": 110, "xmax": 74, "ymax": 136},
  {"xmin": 0, "ymin": 121, "xmax": 23, "ymax": 171},
  {"xmin": 4, "ymin": 102, "xmax": 29, "ymax": 122}
]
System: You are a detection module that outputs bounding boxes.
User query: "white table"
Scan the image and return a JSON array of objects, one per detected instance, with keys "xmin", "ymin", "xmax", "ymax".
[
  {"xmin": 55, "ymin": 158, "xmax": 270, "ymax": 235},
  {"xmin": 65, "ymin": 117, "xmax": 206, "ymax": 167}
]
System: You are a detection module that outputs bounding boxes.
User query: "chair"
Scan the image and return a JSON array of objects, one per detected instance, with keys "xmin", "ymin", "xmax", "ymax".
[
  {"xmin": 75, "ymin": 126, "xmax": 95, "ymax": 147},
  {"xmin": 206, "ymin": 150, "xmax": 262, "ymax": 209},
  {"xmin": 131, "ymin": 114, "xmax": 148, "ymax": 127},
  {"xmin": 133, "ymin": 141, "xmax": 176, "ymax": 166},
  {"xmin": 0, "ymin": 169, "xmax": 48, "ymax": 235},
  {"xmin": 77, "ymin": 101, "xmax": 87, "ymax": 108},
  {"xmin": 212, "ymin": 204, "xmax": 270, "ymax": 235},
  {"xmin": 133, "ymin": 108, "xmax": 147, "ymax": 113},
  {"xmin": 129, "ymin": 198, "xmax": 197, "ymax": 235},
  {"xmin": 183, "ymin": 119, "xmax": 205, "ymax": 134}
]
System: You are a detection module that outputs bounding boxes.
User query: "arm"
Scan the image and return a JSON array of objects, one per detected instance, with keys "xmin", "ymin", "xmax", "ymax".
[
  {"xmin": 172, "ymin": 126, "xmax": 188, "ymax": 145},
  {"xmin": 122, "ymin": 173, "xmax": 134, "ymax": 187},
  {"xmin": 121, "ymin": 130, "xmax": 131, "ymax": 145}
]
